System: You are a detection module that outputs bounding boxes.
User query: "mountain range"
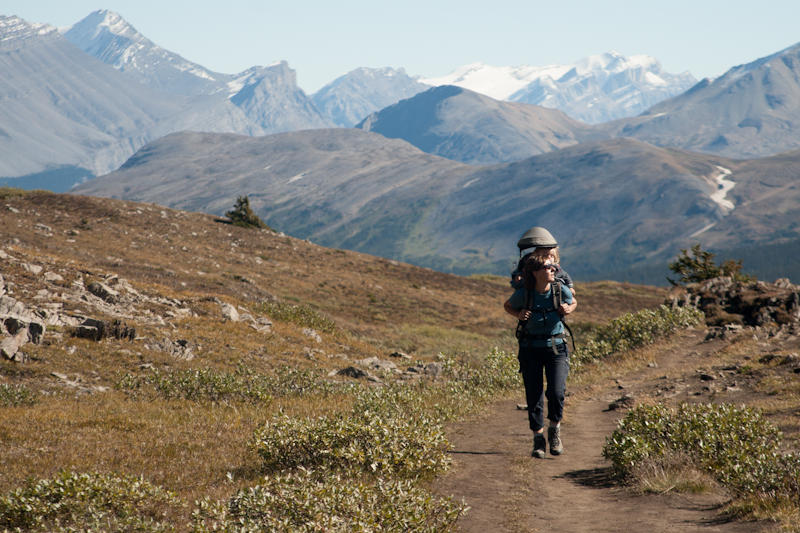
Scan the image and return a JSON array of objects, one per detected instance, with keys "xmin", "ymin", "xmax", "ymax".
[
  {"xmin": 71, "ymin": 129, "xmax": 800, "ymax": 283},
  {"xmin": 2, "ymin": 9, "xmax": 705, "ymax": 186},
  {"xmin": 356, "ymin": 86, "xmax": 593, "ymax": 164},
  {"xmin": 0, "ymin": 14, "xmax": 255, "ymax": 190},
  {"xmin": 5, "ymin": 9, "xmax": 800, "ymax": 283},
  {"xmin": 421, "ymin": 53, "xmax": 697, "ymax": 124},
  {"xmin": 597, "ymin": 41, "xmax": 800, "ymax": 159}
]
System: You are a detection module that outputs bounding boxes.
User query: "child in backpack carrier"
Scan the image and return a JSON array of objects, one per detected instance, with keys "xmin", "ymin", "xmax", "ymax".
[{"xmin": 510, "ymin": 227, "xmax": 577, "ymax": 316}]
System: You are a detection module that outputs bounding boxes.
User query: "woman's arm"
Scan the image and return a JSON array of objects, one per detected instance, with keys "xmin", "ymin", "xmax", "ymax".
[{"xmin": 504, "ymin": 298, "xmax": 530, "ymax": 321}]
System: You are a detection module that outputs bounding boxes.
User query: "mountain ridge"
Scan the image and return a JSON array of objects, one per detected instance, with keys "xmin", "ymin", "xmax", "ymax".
[{"xmin": 71, "ymin": 129, "xmax": 800, "ymax": 283}]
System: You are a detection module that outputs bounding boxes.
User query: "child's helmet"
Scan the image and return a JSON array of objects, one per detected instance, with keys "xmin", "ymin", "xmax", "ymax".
[{"xmin": 517, "ymin": 226, "xmax": 557, "ymax": 250}]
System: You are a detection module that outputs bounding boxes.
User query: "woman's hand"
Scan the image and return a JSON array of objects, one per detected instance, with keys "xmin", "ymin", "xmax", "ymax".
[{"xmin": 518, "ymin": 309, "xmax": 531, "ymax": 321}]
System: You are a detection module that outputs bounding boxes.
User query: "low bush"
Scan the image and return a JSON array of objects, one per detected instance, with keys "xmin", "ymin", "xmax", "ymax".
[
  {"xmin": 570, "ymin": 305, "xmax": 703, "ymax": 371},
  {"xmin": 117, "ymin": 365, "xmax": 350, "ymax": 403},
  {"xmin": 252, "ymin": 405, "xmax": 450, "ymax": 479},
  {"xmin": 603, "ymin": 403, "xmax": 800, "ymax": 506},
  {"xmin": 0, "ymin": 383, "xmax": 38, "ymax": 407},
  {"xmin": 191, "ymin": 468, "xmax": 464, "ymax": 532},
  {"xmin": 0, "ymin": 470, "xmax": 180, "ymax": 532},
  {"xmin": 254, "ymin": 300, "xmax": 337, "ymax": 333}
]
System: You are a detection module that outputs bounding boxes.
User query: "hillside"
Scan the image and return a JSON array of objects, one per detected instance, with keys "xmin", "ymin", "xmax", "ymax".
[
  {"xmin": 598, "ymin": 41, "xmax": 800, "ymax": 158},
  {"xmin": 2, "ymin": 189, "xmax": 799, "ymax": 531},
  {"xmin": 357, "ymin": 85, "xmax": 594, "ymax": 164},
  {"xmin": 0, "ymin": 189, "xmax": 662, "ymax": 495},
  {"xmin": 73, "ymin": 130, "xmax": 800, "ymax": 283}
]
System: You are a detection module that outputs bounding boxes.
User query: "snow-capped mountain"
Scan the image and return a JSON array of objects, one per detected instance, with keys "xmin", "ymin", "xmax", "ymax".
[
  {"xmin": 599, "ymin": 41, "xmax": 800, "ymax": 158},
  {"xmin": 311, "ymin": 67, "xmax": 430, "ymax": 127},
  {"xmin": 0, "ymin": 12, "xmax": 58, "ymax": 42},
  {"xmin": 422, "ymin": 53, "xmax": 697, "ymax": 123},
  {"xmin": 64, "ymin": 9, "xmax": 224, "ymax": 96},
  {"xmin": 0, "ymin": 13, "xmax": 269, "ymax": 189},
  {"xmin": 64, "ymin": 10, "xmax": 331, "ymax": 132}
]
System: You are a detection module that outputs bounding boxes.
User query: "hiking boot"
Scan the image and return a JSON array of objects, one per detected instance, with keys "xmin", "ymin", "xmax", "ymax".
[
  {"xmin": 532, "ymin": 433, "xmax": 546, "ymax": 458},
  {"xmin": 548, "ymin": 426, "xmax": 563, "ymax": 455}
]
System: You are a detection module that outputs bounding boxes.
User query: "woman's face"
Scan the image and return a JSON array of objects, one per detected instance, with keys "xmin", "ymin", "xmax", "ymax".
[{"xmin": 533, "ymin": 261, "xmax": 557, "ymax": 284}]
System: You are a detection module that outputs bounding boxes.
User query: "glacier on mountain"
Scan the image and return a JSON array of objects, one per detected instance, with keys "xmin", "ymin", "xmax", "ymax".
[{"xmin": 422, "ymin": 52, "xmax": 697, "ymax": 123}]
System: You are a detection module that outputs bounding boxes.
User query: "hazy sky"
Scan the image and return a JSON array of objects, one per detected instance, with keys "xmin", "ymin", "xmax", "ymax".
[{"xmin": 5, "ymin": 1, "xmax": 799, "ymax": 93}]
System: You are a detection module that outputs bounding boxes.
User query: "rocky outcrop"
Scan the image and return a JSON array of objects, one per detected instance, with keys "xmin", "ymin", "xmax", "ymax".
[
  {"xmin": 668, "ymin": 276, "xmax": 800, "ymax": 337},
  {"xmin": 1, "ymin": 273, "xmax": 46, "ymax": 361}
]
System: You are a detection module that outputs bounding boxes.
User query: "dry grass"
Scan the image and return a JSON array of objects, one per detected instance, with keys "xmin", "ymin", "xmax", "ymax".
[{"xmin": 0, "ymin": 189, "xmax": 744, "ymax": 528}]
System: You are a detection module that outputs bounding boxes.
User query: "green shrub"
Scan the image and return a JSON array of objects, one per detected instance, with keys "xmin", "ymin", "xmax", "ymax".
[
  {"xmin": 255, "ymin": 300, "xmax": 337, "ymax": 333},
  {"xmin": 117, "ymin": 365, "xmax": 352, "ymax": 403},
  {"xmin": 570, "ymin": 305, "xmax": 703, "ymax": 371},
  {"xmin": 118, "ymin": 366, "xmax": 272, "ymax": 404},
  {"xmin": 0, "ymin": 383, "xmax": 38, "ymax": 407},
  {"xmin": 252, "ymin": 407, "xmax": 450, "ymax": 479},
  {"xmin": 0, "ymin": 470, "xmax": 180, "ymax": 532},
  {"xmin": 603, "ymin": 403, "xmax": 800, "ymax": 503},
  {"xmin": 191, "ymin": 468, "xmax": 465, "ymax": 532}
]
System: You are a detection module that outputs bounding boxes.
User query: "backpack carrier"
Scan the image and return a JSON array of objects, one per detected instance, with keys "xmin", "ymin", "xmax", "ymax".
[{"xmin": 515, "ymin": 280, "xmax": 576, "ymax": 354}]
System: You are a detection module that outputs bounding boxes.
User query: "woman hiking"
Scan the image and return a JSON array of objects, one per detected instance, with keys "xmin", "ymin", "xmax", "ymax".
[{"xmin": 504, "ymin": 253, "xmax": 573, "ymax": 458}]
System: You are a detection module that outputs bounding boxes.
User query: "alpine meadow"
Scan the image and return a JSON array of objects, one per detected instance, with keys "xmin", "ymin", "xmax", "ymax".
[{"xmin": 2, "ymin": 6, "xmax": 800, "ymax": 533}]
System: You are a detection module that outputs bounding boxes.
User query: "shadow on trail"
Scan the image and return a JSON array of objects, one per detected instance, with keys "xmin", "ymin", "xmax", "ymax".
[
  {"xmin": 558, "ymin": 466, "xmax": 616, "ymax": 488},
  {"xmin": 448, "ymin": 450, "xmax": 507, "ymax": 455}
]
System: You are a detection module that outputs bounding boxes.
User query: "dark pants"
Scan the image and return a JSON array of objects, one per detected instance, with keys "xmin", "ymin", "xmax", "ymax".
[{"xmin": 518, "ymin": 342, "xmax": 569, "ymax": 432}]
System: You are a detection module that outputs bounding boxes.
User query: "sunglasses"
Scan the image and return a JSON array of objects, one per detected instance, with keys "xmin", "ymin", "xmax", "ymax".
[{"xmin": 535, "ymin": 264, "xmax": 558, "ymax": 272}]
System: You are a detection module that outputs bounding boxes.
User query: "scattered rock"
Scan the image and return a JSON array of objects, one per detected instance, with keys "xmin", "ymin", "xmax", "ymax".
[
  {"xmin": 356, "ymin": 357, "xmax": 398, "ymax": 373},
  {"xmin": 335, "ymin": 366, "xmax": 370, "ymax": 379},
  {"xmin": 220, "ymin": 303, "xmax": 239, "ymax": 322},
  {"xmin": 699, "ymin": 373, "xmax": 716, "ymax": 381},
  {"xmin": 670, "ymin": 276, "xmax": 800, "ymax": 331},
  {"xmin": 516, "ymin": 403, "xmax": 528, "ymax": 410},
  {"xmin": 72, "ymin": 318, "xmax": 135, "ymax": 342},
  {"xmin": 302, "ymin": 328, "xmax": 322, "ymax": 343},
  {"xmin": 606, "ymin": 394, "xmax": 635, "ymax": 411},
  {"xmin": 87, "ymin": 281, "xmax": 119, "ymax": 303},
  {"xmin": 781, "ymin": 353, "xmax": 799, "ymax": 365},
  {"xmin": 1, "ymin": 328, "xmax": 29, "ymax": 361},
  {"xmin": 22, "ymin": 263, "xmax": 43, "ymax": 275},
  {"xmin": 389, "ymin": 351, "xmax": 412, "ymax": 360},
  {"xmin": 405, "ymin": 362, "xmax": 444, "ymax": 377},
  {"xmin": 249, "ymin": 317, "xmax": 273, "ymax": 333},
  {"xmin": 144, "ymin": 338, "xmax": 196, "ymax": 360}
]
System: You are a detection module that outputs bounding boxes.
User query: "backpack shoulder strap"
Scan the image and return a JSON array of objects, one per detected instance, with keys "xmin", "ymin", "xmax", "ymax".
[{"xmin": 552, "ymin": 280, "xmax": 562, "ymax": 311}]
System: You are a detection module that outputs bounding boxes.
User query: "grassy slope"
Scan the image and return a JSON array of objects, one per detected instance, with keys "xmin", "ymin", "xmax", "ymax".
[{"xmin": 0, "ymin": 190, "xmax": 666, "ymax": 507}]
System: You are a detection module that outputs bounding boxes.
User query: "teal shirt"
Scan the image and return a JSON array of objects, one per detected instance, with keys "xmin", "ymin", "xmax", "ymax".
[{"xmin": 509, "ymin": 284, "xmax": 573, "ymax": 347}]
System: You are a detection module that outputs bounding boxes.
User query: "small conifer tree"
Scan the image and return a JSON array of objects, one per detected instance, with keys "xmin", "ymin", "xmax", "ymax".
[
  {"xmin": 668, "ymin": 243, "xmax": 753, "ymax": 285},
  {"xmin": 226, "ymin": 195, "xmax": 269, "ymax": 229}
]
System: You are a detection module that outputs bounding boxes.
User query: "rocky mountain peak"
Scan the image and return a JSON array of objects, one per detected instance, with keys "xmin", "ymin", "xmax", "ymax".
[{"xmin": 0, "ymin": 15, "xmax": 57, "ymax": 45}]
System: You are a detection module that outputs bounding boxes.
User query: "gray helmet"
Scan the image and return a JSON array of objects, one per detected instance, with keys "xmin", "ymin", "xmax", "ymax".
[{"xmin": 517, "ymin": 226, "xmax": 557, "ymax": 250}]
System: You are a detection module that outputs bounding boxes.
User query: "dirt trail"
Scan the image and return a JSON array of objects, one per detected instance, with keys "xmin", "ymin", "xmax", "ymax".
[{"xmin": 434, "ymin": 330, "xmax": 766, "ymax": 532}]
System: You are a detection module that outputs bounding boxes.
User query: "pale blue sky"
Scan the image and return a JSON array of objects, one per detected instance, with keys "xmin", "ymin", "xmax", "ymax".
[{"xmin": 5, "ymin": 1, "xmax": 799, "ymax": 93}]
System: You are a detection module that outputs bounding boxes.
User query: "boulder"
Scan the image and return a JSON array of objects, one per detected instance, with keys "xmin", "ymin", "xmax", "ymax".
[
  {"xmin": 220, "ymin": 303, "xmax": 239, "ymax": 322},
  {"xmin": 87, "ymin": 281, "xmax": 120, "ymax": 303},
  {"xmin": 1, "ymin": 327, "xmax": 28, "ymax": 361},
  {"xmin": 72, "ymin": 318, "xmax": 135, "ymax": 341}
]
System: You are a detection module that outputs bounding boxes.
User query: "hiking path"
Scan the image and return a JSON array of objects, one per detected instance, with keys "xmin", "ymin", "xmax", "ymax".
[{"xmin": 434, "ymin": 329, "xmax": 767, "ymax": 533}]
